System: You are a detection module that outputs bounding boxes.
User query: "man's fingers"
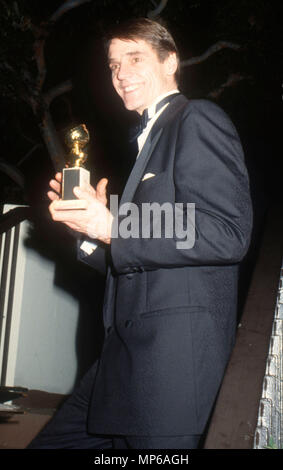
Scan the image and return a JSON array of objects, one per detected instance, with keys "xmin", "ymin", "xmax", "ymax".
[
  {"xmin": 69, "ymin": 179, "xmax": 108, "ymax": 206},
  {"xmin": 49, "ymin": 179, "xmax": 61, "ymax": 194},
  {"xmin": 73, "ymin": 185, "xmax": 98, "ymax": 202},
  {"xmin": 96, "ymin": 178, "xmax": 108, "ymax": 205},
  {"xmin": 47, "ymin": 190, "xmax": 60, "ymax": 202},
  {"xmin": 55, "ymin": 172, "xmax": 62, "ymax": 183},
  {"xmin": 97, "ymin": 178, "xmax": 108, "ymax": 194}
]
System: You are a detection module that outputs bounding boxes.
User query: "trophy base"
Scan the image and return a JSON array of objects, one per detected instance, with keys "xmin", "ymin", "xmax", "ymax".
[{"xmin": 62, "ymin": 167, "xmax": 90, "ymax": 200}]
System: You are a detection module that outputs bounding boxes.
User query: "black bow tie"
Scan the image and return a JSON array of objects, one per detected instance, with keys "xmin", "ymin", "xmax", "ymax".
[
  {"xmin": 129, "ymin": 108, "xmax": 150, "ymax": 143},
  {"xmin": 129, "ymin": 92, "xmax": 180, "ymax": 143}
]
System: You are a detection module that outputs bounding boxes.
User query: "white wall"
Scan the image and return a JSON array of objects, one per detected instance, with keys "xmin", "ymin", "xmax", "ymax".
[{"xmin": 1, "ymin": 205, "xmax": 82, "ymax": 394}]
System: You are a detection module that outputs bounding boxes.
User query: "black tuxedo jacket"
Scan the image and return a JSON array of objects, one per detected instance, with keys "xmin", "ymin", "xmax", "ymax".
[{"xmin": 79, "ymin": 94, "xmax": 253, "ymax": 436}]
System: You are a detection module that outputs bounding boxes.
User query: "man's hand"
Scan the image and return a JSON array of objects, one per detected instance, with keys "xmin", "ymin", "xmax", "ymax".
[{"xmin": 47, "ymin": 173, "xmax": 113, "ymax": 244}]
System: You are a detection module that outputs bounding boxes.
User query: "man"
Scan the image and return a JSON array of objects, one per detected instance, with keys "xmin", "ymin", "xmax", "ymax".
[{"xmin": 28, "ymin": 18, "xmax": 252, "ymax": 449}]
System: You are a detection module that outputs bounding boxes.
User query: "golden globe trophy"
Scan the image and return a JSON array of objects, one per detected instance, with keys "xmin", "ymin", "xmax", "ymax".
[{"xmin": 62, "ymin": 124, "xmax": 90, "ymax": 201}]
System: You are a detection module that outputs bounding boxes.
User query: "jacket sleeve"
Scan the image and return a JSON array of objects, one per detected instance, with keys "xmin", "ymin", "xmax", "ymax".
[
  {"xmin": 111, "ymin": 100, "xmax": 253, "ymax": 274},
  {"xmin": 77, "ymin": 239, "xmax": 108, "ymax": 276}
]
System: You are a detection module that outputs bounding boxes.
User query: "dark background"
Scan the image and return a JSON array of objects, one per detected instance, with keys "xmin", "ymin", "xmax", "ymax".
[{"xmin": 1, "ymin": 0, "xmax": 282, "ymax": 204}]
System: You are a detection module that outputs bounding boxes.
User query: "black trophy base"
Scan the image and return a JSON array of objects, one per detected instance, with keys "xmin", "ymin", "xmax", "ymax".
[{"xmin": 62, "ymin": 167, "xmax": 90, "ymax": 200}]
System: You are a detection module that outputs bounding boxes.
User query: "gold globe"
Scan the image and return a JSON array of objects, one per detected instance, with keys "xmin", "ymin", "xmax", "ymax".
[{"xmin": 65, "ymin": 124, "xmax": 89, "ymax": 168}]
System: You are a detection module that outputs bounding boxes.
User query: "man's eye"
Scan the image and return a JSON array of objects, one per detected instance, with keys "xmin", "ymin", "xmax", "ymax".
[
  {"xmin": 132, "ymin": 57, "xmax": 141, "ymax": 63},
  {"xmin": 110, "ymin": 64, "xmax": 119, "ymax": 72}
]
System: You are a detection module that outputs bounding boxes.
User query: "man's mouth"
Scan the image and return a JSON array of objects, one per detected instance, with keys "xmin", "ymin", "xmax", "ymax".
[{"xmin": 122, "ymin": 84, "xmax": 141, "ymax": 93}]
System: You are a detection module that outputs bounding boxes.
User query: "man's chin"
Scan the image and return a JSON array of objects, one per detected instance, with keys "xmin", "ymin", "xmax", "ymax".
[
  {"xmin": 121, "ymin": 97, "xmax": 143, "ymax": 113},
  {"xmin": 124, "ymin": 103, "xmax": 141, "ymax": 112}
]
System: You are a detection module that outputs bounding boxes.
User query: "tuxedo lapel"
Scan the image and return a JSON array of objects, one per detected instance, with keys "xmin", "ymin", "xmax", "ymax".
[
  {"xmin": 119, "ymin": 94, "xmax": 188, "ymax": 206},
  {"xmin": 119, "ymin": 127, "xmax": 163, "ymax": 206},
  {"xmin": 150, "ymin": 94, "xmax": 187, "ymax": 141}
]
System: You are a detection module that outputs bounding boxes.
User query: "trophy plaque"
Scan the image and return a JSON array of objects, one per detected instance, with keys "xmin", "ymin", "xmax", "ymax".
[{"xmin": 62, "ymin": 124, "xmax": 90, "ymax": 201}]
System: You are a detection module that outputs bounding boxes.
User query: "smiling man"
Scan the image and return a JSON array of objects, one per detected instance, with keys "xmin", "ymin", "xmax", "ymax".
[
  {"xmin": 28, "ymin": 18, "xmax": 252, "ymax": 450},
  {"xmin": 108, "ymin": 37, "xmax": 178, "ymax": 113}
]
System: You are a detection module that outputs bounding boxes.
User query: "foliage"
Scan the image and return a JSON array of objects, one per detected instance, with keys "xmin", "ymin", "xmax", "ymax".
[{"xmin": 265, "ymin": 435, "xmax": 282, "ymax": 449}]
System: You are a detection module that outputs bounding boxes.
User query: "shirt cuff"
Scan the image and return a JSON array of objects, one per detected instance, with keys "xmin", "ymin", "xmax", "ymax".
[{"xmin": 80, "ymin": 240, "xmax": 98, "ymax": 255}]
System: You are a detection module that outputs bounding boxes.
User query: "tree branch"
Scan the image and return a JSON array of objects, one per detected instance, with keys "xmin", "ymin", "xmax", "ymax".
[
  {"xmin": 21, "ymin": 92, "xmax": 38, "ymax": 115},
  {"xmin": 33, "ymin": 32, "xmax": 48, "ymax": 93},
  {"xmin": 0, "ymin": 160, "xmax": 25, "ymax": 189},
  {"xmin": 44, "ymin": 79, "xmax": 73, "ymax": 107},
  {"xmin": 181, "ymin": 41, "xmax": 241, "ymax": 68},
  {"xmin": 32, "ymin": 0, "xmax": 92, "ymax": 95},
  {"xmin": 50, "ymin": 0, "xmax": 93, "ymax": 23},
  {"xmin": 207, "ymin": 73, "xmax": 250, "ymax": 99},
  {"xmin": 147, "ymin": 0, "xmax": 169, "ymax": 19},
  {"xmin": 0, "ymin": 61, "xmax": 15, "ymax": 74},
  {"xmin": 17, "ymin": 144, "xmax": 43, "ymax": 167},
  {"xmin": 15, "ymin": 121, "xmax": 38, "ymax": 147}
]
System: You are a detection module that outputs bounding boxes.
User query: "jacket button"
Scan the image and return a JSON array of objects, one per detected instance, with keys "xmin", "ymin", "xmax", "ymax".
[
  {"xmin": 125, "ymin": 320, "xmax": 133, "ymax": 328},
  {"xmin": 126, "ymin": 273, "xmax": 133, "ymax": 279}
]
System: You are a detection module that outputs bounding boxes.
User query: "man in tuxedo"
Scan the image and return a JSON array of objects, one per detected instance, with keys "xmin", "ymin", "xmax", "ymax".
[{"xmin": 28, "ymin": 18, "xmax": 252, "ymax": 449}]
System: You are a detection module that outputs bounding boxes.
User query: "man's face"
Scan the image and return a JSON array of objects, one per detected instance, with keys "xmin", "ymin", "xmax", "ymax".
[{"xmin": 108, "ymin": 38, "xmax": 176, "ymax": 115}]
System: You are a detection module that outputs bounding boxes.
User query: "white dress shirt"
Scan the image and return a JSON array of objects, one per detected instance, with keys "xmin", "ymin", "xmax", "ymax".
[{"xmin": 137, "ymin": 89, "xmax": 180, "ymax": 155}]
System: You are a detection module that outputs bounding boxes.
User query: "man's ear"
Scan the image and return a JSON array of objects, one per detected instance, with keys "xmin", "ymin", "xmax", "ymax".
[{"xmin": 165, "ymin": 52, "xmax": 178, "ymax": 76}]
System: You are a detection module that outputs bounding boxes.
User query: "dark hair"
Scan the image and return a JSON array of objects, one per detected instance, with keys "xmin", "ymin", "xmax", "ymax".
[{"xmin": 104, "ymin": 17, "xmax": 180, "ymax": 83}]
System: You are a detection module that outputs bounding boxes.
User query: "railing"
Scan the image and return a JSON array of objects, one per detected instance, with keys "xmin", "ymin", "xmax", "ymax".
[
  {"xmin": 0, "ymin": 206, "xmax": 30, "ymax": 386},
  {"xmin": 254, "ymin": 261, "xmax": 283, "ymax": 449}
]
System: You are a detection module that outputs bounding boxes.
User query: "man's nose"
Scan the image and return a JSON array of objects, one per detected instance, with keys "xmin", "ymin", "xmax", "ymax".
[{"xmin": 117, "ymin": 62, "xmax": 131, "ymax": 80}]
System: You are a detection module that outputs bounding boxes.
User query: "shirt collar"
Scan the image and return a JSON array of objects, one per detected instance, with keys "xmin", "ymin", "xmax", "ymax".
[{"xmin": 147, "ymin": 89, "xmax": 180, "ymax": 120}]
